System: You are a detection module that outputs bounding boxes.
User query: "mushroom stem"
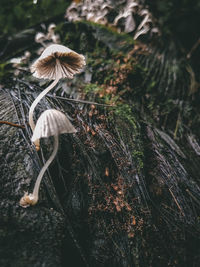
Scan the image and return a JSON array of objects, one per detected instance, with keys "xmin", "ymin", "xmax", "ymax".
[
  {"xmin": 20, "ymin": 135, "xmax": 59, "ymax": 208},
  {"xmin": 32, "ymin": 134, "xmax": 59, "ymax": 202},
  {"xmin": 29, "ymin": 78, "xmax": 59, "ymax": 150},
  {"xmin": 29, "ymin": 77, "xmax": 59, "ymax": 132},
  {"xmin": 41, "ymin": 41, "xmax": 47, "ymax": 48}
]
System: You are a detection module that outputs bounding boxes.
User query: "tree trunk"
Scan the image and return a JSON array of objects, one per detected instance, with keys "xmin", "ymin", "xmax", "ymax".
[{"xmin": 0, "ymin": 12, "xmax": 200, "ymax": 267}]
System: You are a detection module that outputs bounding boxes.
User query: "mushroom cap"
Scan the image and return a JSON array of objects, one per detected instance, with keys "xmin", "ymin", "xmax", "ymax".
[
  {"xmin": 35, "ymin": 32, "xmax": 46, "ymax": 43},
  {"xmin": 31, "ymin": 109, "xmax": 77, "ymax": 142},
  {"xmin": 31, "ymin": 44, "xmax": 86, "ymax": 80},
  {"xmin": 48, "ymin": 23, "xmax": 56, "ymax": 32}
]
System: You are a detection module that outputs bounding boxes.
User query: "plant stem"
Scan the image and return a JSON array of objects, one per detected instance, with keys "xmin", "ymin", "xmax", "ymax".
[
  {"xmin": 32, "ymin": 135, "xmax": 59, "ymax": 202},
  {"xmin": 29, "ymin": 78, "xmax": 59, "ymax": 132}
]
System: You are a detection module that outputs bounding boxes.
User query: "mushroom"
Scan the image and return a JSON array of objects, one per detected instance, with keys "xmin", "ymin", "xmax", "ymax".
[
  {"xmin": 124, "ymin": 13, "xmax": 136, "ymax": 33},
  {"xmin": 113, "ymin": 0, "xmax": 138, "ymax": 28},
  {"xmin": 20, "ymin": 109, "xmax": 77, "ymax": 208},
  {"xmin": 65, "ymin": 2, "xmax": 81, "ymax": 21},
  {"xmin": 47, "ymin": 23, "xmax": 57, "ymax": 40},
  {"xmin": 51, "ymin": 34, "xmax": 60, "ymax": 44},
  {"xmin": 134, "ymin": 24, "xmax": 150, "ymax": 40},
  {"xmin": 29, "ymin": 44, "xmax": 85, "ymax": 149},
  {"xmin": 48, "ymin": 23, "xmax": 56, "ymax": 33},
  {"xmin": 21, "ymin": 51, "xmax": 31, "ymax": 64},
  {"xmin": 101, "ymin": 3, "xmax": 113, "ymax": 11},
  {"xmin": 35, "ymin": 32, "xmax": 47, "ymax": 47}
]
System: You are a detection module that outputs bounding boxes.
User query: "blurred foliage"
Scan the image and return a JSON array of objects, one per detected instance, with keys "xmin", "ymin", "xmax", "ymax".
[
  {"xmin": 146, "ymin": 0, "xmax": 200, "ymax": 50},
  {"xmin": 0, "ymin": 0, "xmax": 70, "ymax": 36}
]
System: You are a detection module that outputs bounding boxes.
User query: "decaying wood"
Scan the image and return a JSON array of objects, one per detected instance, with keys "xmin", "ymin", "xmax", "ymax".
[{"xmin": 0, "ymin": 10, "xmax": 200, "ymax": 267}]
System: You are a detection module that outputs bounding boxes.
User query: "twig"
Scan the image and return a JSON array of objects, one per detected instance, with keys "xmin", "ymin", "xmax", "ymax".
[
  {"xmin": 17, "ymin": 78, "xmax": 115, "ymax": 107},
  {"xmin": 0, "ymin": 120, "xmax": 25, "ymax": 129},
  {"xmin": 169, "ymin": 188, "xmax": 184, "ymax": 216},
  {"xmin": 47, "ymin": 94, "xmax": 115, "ymax": 107},
  {"xmin": 187, "ymin": 38, "xmax": 200, "ymax": 59},
  {"xmin": 173, "ymin": 112, "xmax": 180, "ymax": 139}
]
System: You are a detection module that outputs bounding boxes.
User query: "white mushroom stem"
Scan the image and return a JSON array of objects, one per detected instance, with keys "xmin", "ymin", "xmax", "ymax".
[
  {"xmin": 20, "ymin": 135, "xmax": 59, "ymax": 208},
  {"xmin": 40, "ymin": 40, "xmax": 47, "ymax": 48},
  {"xmin": 32, "ymin": 134, "xmax": 59, "ymax": 202},
  {"xmin": 29, "ymin": 78, "xmax": 59, "ymax": 131},
  {"xmin": 29, "ymin": 78, "xmax": 59, "ymax": 149}
]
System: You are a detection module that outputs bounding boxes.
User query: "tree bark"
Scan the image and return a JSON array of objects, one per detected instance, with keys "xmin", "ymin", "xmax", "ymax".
[{"xmin": 0, "ymin": 14, "xmax": 200, "ymax": 267}]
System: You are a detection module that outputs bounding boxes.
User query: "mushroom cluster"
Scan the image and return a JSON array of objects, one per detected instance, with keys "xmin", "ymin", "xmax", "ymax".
[
  {"xmin": 20, "ymin": 43, "xmax": 85, "ymax": 207},
  {"xmin": 65, "ymin": 0, "xmax": 113, "ymax": 25},
  {"xmin": 35, "ymin": 23, "xmax": 61, "ymax": 55},
  {"xmin": 65, "ymin": 0, "xmax": 160, "ymax": 40}
]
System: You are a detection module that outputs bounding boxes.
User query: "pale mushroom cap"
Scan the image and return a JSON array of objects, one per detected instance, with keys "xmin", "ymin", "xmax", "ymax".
[
  {"xmin": 101, "ymin": 3, "xmax": 113, "ymax": 10},
  {"xmin": 31, "ymin": 44, "xmax": 86, "ymax": 80},
  {"xmin": 139, "ymin": 9, "xmax": 149, "ymax": 16},
  {"xmin": 24, "ymin": 51, "xmax": 31, "ymax": 58},
  {"xmin": 48, "ymin": 23, "xmax": 56, "ymax": 32},
  {"xmin": 35, "ymin": 32, "xmax": 46, "ymax": 43},
  {"xmin": 31, "ymin": 109, "xmax": 77, "ymax": 142}
]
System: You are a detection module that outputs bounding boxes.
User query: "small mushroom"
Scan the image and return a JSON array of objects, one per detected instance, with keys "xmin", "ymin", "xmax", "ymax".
[
  {"xmin": 127, "ymin": 1, "xmax": 139, "ymax": 13},
  {"xmin": 29, "ymin": 44, "xmax": 85, "ymax": 149},
  {"xmin": 137, "ymin": 14, "xmax": 152, "ymax": 31},
  {"xmin": 21, "ymin": 51, "xmax": 31, "ymax": 64},
  {"xmin": 94, "ymin": 10, "xmax": 108, "ymax": 25},
  {"xmin": 35, "ymin": 32, "xmax": 46, "ymax": 47},
  {"xmin": 113, "ymin": 0, "xmax": 138, "ymax": 28},
  {"xmin": 65, "ymin": 2, "xmax": 81, "ymax": 21},
  {"xmin": 124, "ymin": 14, "xmax": 136, "ymax": 33},
  {"xmin": 46, "ymin": 23, "xmax": 57, "ymax": 40},
  {"xmin": 51, "ymin": 34, "xmax": 60, "ymax": 44},
  {"xmin": 134, "ymin": 24, "xmax": 150, "ymax": 40},
  {"xmin": 48, "ymin": 23, "xmax": 56, "ymax": 33},
  {"xmin": 101, "ymin": 3, "xmax": 113, "ymax": 11},
  {"xmin": 10, "ymin": 57, "xmax": 22, "ymax": 66},
  {"xmin": 20, "ymin": 109, "xmax": 77, "ymax": 208}
]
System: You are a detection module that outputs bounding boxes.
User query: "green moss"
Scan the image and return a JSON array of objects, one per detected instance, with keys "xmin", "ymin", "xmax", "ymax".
[
  {"xmin": 77, "ymin": 20, "xmax": 134, "ymax": 53},
  {"xmin": 132, "ymin": 150, "xmax": 144, "ymax": 171},
  {"xmin": 112, "ymin": 103, "xmax": 137, "ymax": 129},
  {"xmin": 108, "ymin": 103, "xmax": 144, "ymax": 171},
  {"xmin": 83, "ymin": 83, "xmax": 102, "ymax": 94},
  {"xmin": 83, "ymin": 83, "xmax": 119, "ymax": 105},
  {"xmin": 57, "ymin": 20, "xmax": 134, "ymax": 55}
]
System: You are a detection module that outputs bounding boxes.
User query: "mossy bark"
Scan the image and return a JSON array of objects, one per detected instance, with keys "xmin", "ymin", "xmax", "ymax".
[{"xmin": 0, "ymin": 19, "xmax": 200, "ymax": 267}]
